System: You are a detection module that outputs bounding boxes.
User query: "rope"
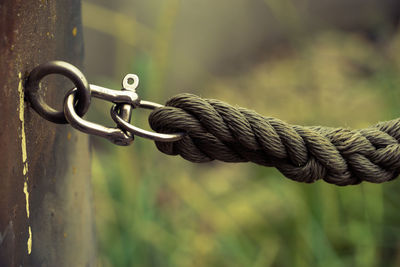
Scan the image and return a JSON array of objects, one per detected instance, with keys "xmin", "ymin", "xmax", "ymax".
[{"xmin": 148, "ymin": 93, "xmax": 400, "ymax": 186}]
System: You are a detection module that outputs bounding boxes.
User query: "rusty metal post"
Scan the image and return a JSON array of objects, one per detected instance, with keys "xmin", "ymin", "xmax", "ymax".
[{"xmin": 0, "ymin": 0, "xmax": 96, "ymax": 266}]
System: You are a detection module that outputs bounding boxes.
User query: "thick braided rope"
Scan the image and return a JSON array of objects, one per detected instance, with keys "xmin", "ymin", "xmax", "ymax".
[{"xmin": 148, "ymin": 93, "xmax": 400, "ymax": 185}]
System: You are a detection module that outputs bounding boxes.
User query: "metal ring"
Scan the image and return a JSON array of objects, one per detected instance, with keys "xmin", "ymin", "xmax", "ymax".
[
  {"xmin": 110, "ymin": 101, "xmax": 185, "ymax": 142},
  {"xmin": 25, "ymin": 61, "xmax": 91, "ymax": 124}
]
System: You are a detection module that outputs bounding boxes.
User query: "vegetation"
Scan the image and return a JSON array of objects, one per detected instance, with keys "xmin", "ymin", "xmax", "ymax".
[{"xmin": 83, "ymin": 0, "xmax": 400, "ymax": 266}]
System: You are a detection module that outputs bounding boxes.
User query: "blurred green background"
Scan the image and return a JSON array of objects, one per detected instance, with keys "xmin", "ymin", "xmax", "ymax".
[{"xmin": 81, "ymin": 0, "xmax": 400, "ymax": 266}]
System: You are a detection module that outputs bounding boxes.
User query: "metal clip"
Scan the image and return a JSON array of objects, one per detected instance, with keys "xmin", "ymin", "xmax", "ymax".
[{"xmin": 63, "ymin": 75, "xmax": 140, "ymax": 146}]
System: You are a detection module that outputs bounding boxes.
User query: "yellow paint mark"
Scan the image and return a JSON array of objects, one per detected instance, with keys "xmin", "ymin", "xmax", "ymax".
[
  {"xmin": 72, "ymin": 27, "xmax": 77, "ymax": 36},
  {"xmin": 18, "ymin": 73, "xmax": 27, "ymax": 164},
  {"xmin": 23, "ymin": 164, "xmax": 27, "ymax": 175},
  {"xmin": 72, "ymin": 167, "xmax": 77, "ymax": 175},
  {"xmin": 67, "ymin": 132, "xmax": 71, "ymax": 140},
  {"xmin": 27, "ymin": 226, "xmax": 32, "ymax": 254},
  {"xmin": 64, "ymin": 232, "xmax": 68, "ymax": 238},
  {"xmin": 18, "ymin": 72, "xmax": 32, "ymax": 255},
  {"xmin": 23, "ymin": 182, "xmax": 30, "ymax": 218}
]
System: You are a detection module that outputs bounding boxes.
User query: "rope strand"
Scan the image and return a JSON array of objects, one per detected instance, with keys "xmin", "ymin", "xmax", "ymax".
[{"xmin": 148, "ymin": 93, "xmax": 400, "ymax": 186}]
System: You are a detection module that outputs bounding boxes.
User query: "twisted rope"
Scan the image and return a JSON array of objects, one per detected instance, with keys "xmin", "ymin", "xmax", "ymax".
[{"xmin": 148, "ymin": 93, "xmax": 400, "ymax": 185}]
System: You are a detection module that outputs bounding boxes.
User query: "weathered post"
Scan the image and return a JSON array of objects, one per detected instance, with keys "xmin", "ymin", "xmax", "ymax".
[{"xmin": 0, "ymin": 0, "xmax": 96, "ymax": 266}]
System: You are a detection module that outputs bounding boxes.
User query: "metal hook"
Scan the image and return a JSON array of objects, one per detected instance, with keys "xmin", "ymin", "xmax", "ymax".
[{"xmin": 63, "ymin": 83, "xmax": 140, "ymax": 146}]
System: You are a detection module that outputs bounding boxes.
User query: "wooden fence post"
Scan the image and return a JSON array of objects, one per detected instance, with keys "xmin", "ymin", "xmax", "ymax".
[{"xmin": 0, "ymin": 0, "xmax": 96, "ymax": 266}]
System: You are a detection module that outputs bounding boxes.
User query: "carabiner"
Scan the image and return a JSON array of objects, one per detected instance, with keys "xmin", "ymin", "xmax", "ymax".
[{"xmin": 63, "ymin": 77, "xmax": 140, "ymax": 146}]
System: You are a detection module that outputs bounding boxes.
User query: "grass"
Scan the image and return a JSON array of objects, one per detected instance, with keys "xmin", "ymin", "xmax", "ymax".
[{"xmin": 83, "ymin": 1, "xmax": 400, "ymax": 266}]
